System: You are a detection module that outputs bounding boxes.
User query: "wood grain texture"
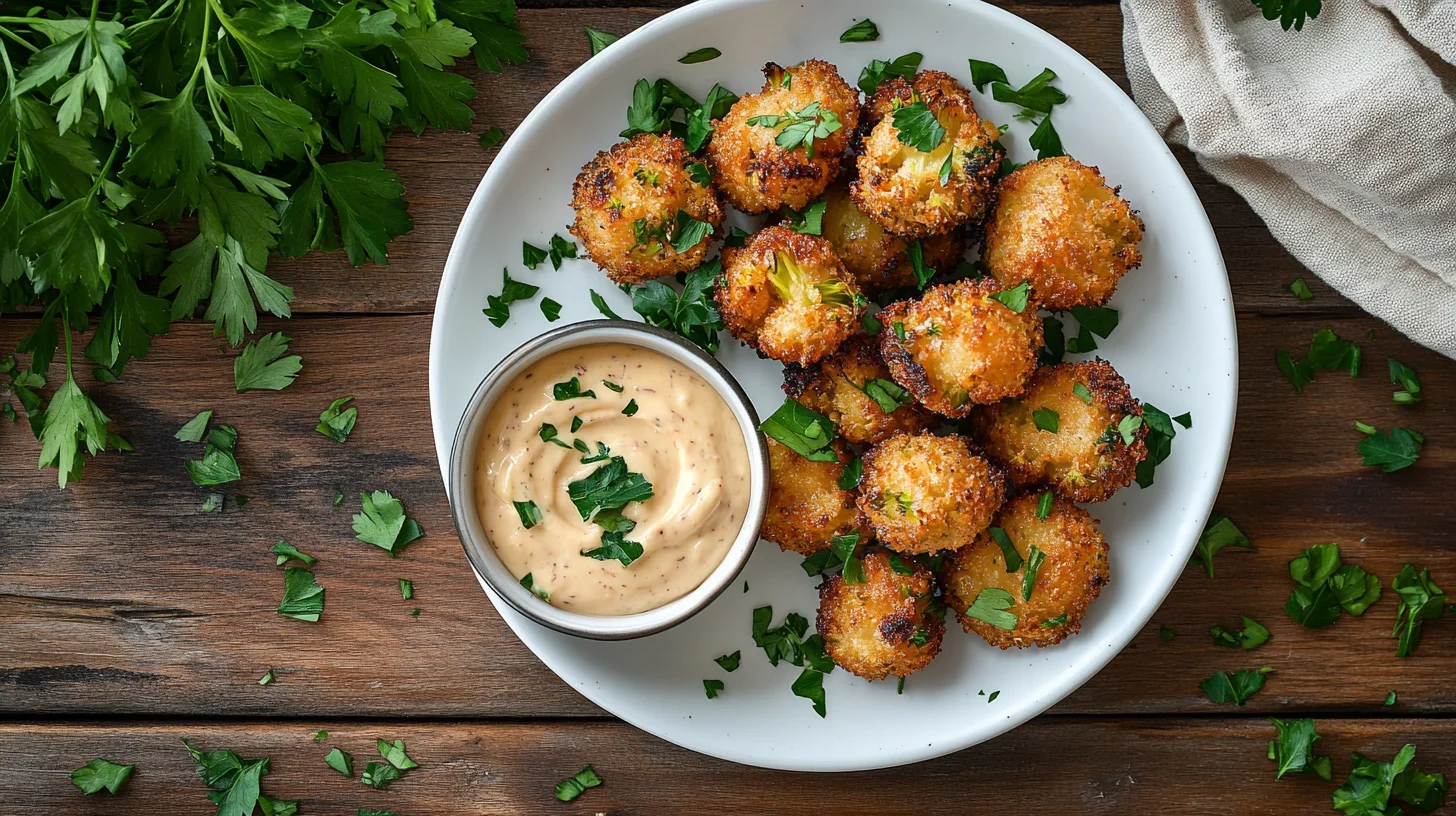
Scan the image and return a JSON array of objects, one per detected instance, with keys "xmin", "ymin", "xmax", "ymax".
[
  {"xmin": 5, "ymin": 719, "xmax": 1455, "ymax": 814},
  {"xmin": 3, "ymin": 312, "xmax": 1452, "ymax": 717}
]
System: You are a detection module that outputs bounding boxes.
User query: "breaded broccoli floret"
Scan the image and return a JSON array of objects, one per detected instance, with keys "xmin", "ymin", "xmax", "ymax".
[
  {"xmin": 970, "ymin": 360, "xmax": 1147, "ymax": 503},
  {"xmin": 982, "ymin": 157, "xmax": 1145, "ymax": 311},
  {"xmin": 707, "ymin": 59, "xmax": 861, "ymax": 214},
  {"xmin": 782, "ymin": 334, "xmax": 936, "ymax": 446},
  {"xmin": 819, "ymin": 181, "xmax": 966, "ymax": 295},
  {"xmin": 857, "ymin": 432, "xmax": 1005, "ymax": 554},
  {"xmin": 570, "ymin": 133, "xmax": 724, "ymax": 284},
  {"xmin": 941, "ymin": 494, "xmax": 1109, "ymax": 649},
  {"xmin": 850, "ymin": 71, "xmax": 1002, "ymax": 239},
  {"xmin": 818, "ymin": 548, "xmax": 944, "ymax": 680},
  {"xmin": 762, "ymin": 437, "xmax": 867, "ymax": 556},
  {"xmin": 716, "ymin": 225, "xmax": 862, "ymax": 365},
  {"xmin": 877, "ymin": 278, "xmax": 1043, "ymax": 417}
]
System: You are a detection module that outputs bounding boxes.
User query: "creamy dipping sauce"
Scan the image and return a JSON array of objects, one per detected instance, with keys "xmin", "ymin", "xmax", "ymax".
[{"xmin": 475, "ymin": 343, "xmax": 751, "ymax": 616}]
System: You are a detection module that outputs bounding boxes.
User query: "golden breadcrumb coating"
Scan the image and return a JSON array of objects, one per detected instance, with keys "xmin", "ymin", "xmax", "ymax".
[
  {"xmin": 877, "ymin": 278, "xmax": 1043, "ymax": 417},
  {"xmin": 818, "ymin": 548, "xmax": 944, "ymax": 680},
  {"xmin": 942, "ymin": 494, "xmax": 1109, "ymax": 649},
  {"xmin": 569, "ymin": 133, "xmax": 724, "ymax": 285},
  {"xmin": 716, "ymin": 225, "xmax": 862, "ymax": 365},
  {"xmin": 970, "ymin": 360, "xmax": 1147, "ymax": 503},
  {"xmin": 762, "ymin": 437, "xmax": 867, "ymax": 556},
  {"xmin": 707, "ymin": 60, "xmax": 861, "ymax": 214},
  {"xmin": 850, "ymin": 71, "xmax": 1003, "ymax": 239},
  {"xmin": 857, "ymin": 432, "xmax": 1005, "ymax": 554},
  {"xmin": 782, "ymin": 334, "xmax": 936, "ymax": 446},
  {"xmin": 819, "ymin": 181, "xmax": 966, "ymax": 295},
  {"xmin": 982, "ymin": 157, "xmax": 1144, "ymax": 311}
]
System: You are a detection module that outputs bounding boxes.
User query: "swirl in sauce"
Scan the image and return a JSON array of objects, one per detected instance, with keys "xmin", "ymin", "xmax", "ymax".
[{"xmin": 475, "ymin": 343, "xmax": 751, "ymax": 615}]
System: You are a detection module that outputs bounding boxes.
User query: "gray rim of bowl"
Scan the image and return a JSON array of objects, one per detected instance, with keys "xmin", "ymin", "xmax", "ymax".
[{"xmin": 447, "ymin": 319, "xmax": 770, "ymax": 640}]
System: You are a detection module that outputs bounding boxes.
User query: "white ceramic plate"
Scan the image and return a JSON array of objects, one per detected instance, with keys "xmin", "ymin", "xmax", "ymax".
[{"xmin": 429, "ymin": 0, "xmax": 1236, "ymax": 772}]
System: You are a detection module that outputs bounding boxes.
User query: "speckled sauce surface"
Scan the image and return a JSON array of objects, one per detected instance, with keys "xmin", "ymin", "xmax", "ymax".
[{"xmin": 475, "ymin": 343, "xmax": 751, "ymax": 615}]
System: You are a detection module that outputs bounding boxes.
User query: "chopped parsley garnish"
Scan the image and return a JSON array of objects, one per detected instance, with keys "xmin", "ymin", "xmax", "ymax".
[
  {"xmin": 271, "ymin": 540, "xmax": 317, "ymax": 567},
  {"xmin": 1388, "ymin": 358, "xmax": 1422, "ymax": 404},
  {"xmin": 989, "ymin": 281, "xmax": 1031, "ymax": 313},
  {"xmin": 622, "ymin": 399, "xmax": 639, "ymax": 416},
  {"xmin": 987, "ymin": 690, "xmax": 1001, "ymax": 703},
  {"xmin": 1268, "ymin": 718, "xmax": 1331, "ymax": 780},
  {"xmin": 1392, "ymin": 564, "xmax": 1445, "ymax": 658},
  {"xmin": 325, "ymin": 747, "xmax": 354, "ymax": 776},
  {"xmin": 1028, "ymin": 115, "xmax": 1065, "ymax": 159},
  {"xmin": 479, "ymin": 128, "xmax": 507, "ymax": 150},
  {"xmin": 1117, "ymin": 414, "xmax": 1144, "ymax": 444},
  {"xmin": 685, "ymin": 84, "xmax": 740, "ymax": 152},
  {"xmin": 484, "ymin": 268, "xmax": 540, "ymax": 328},
  {"xmin": 760, "ymin": 398, "xmax": 839, "ymax": 462},
  {"xmin": 570, "ymin": 416, "xmax": 584, "ymax": 433},
  {"xmin": 185, "ymin": 741, "xmax": 286, "ymax": 815},
  {"xmin": 1332, "ymin": 744, "xmax": 1446, "ymax": 814},
  {"xmin": 585, "ymin": 27, "xmax": 618, "ymax": 56},
  {"xmin": 590, "ymin": 289, "xmax": 625, "ymax": 320},
  {"xmin": 186, "ymin": 423, "xmax": 242, "ymax": 486},
  {"xmin": 1279, "ymin": 328, "xmax": 1361, "ymax": 391},
  {"xmin": 540, "ymin": 298, "xmax": 562, "ymax": 322},
  {"xmin": 377, "ymin": 740, "xmax": 418, "ymax": 771},
  {"xmin": 316, "ymin": 396, "xmax": 357, "ymax": 442},
  {"xmin": 1036, "ymin": 491, "xmax": 1054, "ymax": 519},
  {"xmin": 522, "ymin": 241, "xmax": 549, "ymax": 269},
  {"xmin": 858, "ymin": 52, "xmax": 922, "ymax": 94},
  {"xmin": 554, "ymin": 765, "xmax": 603, "ymax": 802},
  {"xmin": 687, "ymin": 162, "xmax": 712, "ymax": 185},
  {"xmin": 567, "ymin": 457, "xmax": 653, "ymax": 522},
  {"xmin": 234, "ymin": 333, "xmax": 302, "ymax": 392},
  {"xmin": 1356, "ymin": 424, "xmax": 1423, "ymax": 472},
  {"xmin": 905, "ymin": 240, "xmax": 934, "ymax": 289},
  {"xmin": 891, "ymin": 100, "xmax": 946, "ymax": 152},
  {"xmin": 752, "ymin": 606, "xmax": 811, "ymax": 666},
  {"xmin": 965, "ymin": 588, "xmax": 1018, "ymax": 630},
  {"xmin": 575, "ymin": 439, "xmax": 613, "ymax": 464},
  {"xmin": 626, "ymin": 259, "xmax": 726, "ymax": 355},
  {"xmin": 1071, "ymin": 382, "xmax": 1093, "ymax": 404},
  {"xmin": 1041, "ymin": 613, "xmax": 1069, "ymax": 628},
  {"xmin": 202, "ymin": 493, "xmax": 224, "ymax": 513},
  {"xmin": 513, "ymin": 500, "xmax": 542, "ymax": 530},
  {"xmin": 1285, "ymin": 543, "xmax": 1381, "ymax": 628},
  {"xmin": 862, "ymin": 311, "xmax": 884, "ymax": 335},
  {"xmin": 277, "ymin": 567, "xmax": 325, "ymax": 622},
  {"xmin": 548, "ymin": 235, "xmax": 578, "ymax": 269},
  {"xmin": 399, "ymin": 579, "xmax": 414, "ymax": 601},
  {"xmin": 893, "ymin": 321, "xmax": 907, "ymax": 341},
  {"xmin": 679, "ymin": 47, "xmax": 721, "ymax": 64},
  {"xmin": 1160, "ymin": 625, "xmax": 1177, "ymax": 641},
  {"xmin": 71, "ymin": 758, "xmax": 134, "ymax": 795},
  {"xmin": 1135, "ymin": 403, "xmax": 1188, "ymax": 488},
  {"xmin": 1252, "ymin": 0, "xmax": 1322, "ymax": 31},
  {"xmin": 746, "ymin": 102, "xmax": 843, "ymax": 158},
  {"xmin": 553, "ymin": 377, "xmax": 597, "ymax": 401},
  {"xmin": 1021, "ymin": 545, "xmax": 1046, "ymax": 602},
  {"xmin": 988, "ymin": 526, "xmax": 1023, "ymax": 572},
  {"xmin": 840, "ymin": 19, "xmax": 880, "ymax": 41},
  {"xmin": 520, "ymin": 573, "xmax": 550, "ymax": 601},
  {"xmin": 1210, "ymin": 616, "xmax": 1271, "ymax": 650},
  {"xmin": 785, "ymin": 200, "xmax": 829, "ymax": 235},
  {"xmin": 838, "ymin": 457, "xmax": 863, "ymax": 490},
  {"xmin": 538, "ymin": 423, "xmax": 571, "ymax": 448},
  {"xmin": 1070, "ymin": 305, "xmax": 1118, "ymax": 338},
  {"xmin": 176, "ymin": 410, "xmax": 213, "ymax": 442},
  {"xmin": 1290, "ymin": 278, "xmax": 1314, "ymax": 300},
  {"xmin": 968, "ymin": 58, "xmax": 1010, "ymax": 91},
  {"xmin": 580, "ymin": 527, "xmax": 644, "ymax": 567},
  {"xmin": 602, "ymin": 380, "xmax": 625, "ymax": 393},
  {"xmin": 991, "ymin": 68, "xmax": 1067, "ymax": 113},
  {"xmin": 1385, "ymin": 690, "xmax": 1398, "ymax": 706},
  {"xmin": 704, "ymin": 678, "xmax": 725, "ymax": 698},
  {"xmin": 352, "ymin": 491, "xmax": 424, "ymax": 555},
  {"xmin": 715, "ymin": 651, "xmax": 741, "ymax": 672},
  {"xmin": 856, "ymin": 377, "xmax": 913, "ymax": 414},
  {"xmin": 361, "ymin": 762, "xmax": 401, "ymax": 789},
  {"xmin": 1199, "ymin": 666, "xmax": 1272, "ymax": 705},
  {"xmin": 1032, "ymin": 407, "xmax": 1060, "ymax": 434},
  {"xmin": 830, "ymin": 532, "xmax": 865, "ymax": 584}
]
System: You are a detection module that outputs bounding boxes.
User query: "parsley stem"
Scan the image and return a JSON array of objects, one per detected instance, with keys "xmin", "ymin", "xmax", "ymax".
[
  {"xmin": 89, "ymin": 0, "xmax": 100, "ymax": 23},
  {"xmin": 86, "ymin": 141, "xmax": 122, "ymax": 199},
  {"xmin": 184, "ymin": 0, "xmax": 214, "ymax": 93},
  {"xmin": 0, "ymin": 25, "xmax": 39, "ymax": 53}
]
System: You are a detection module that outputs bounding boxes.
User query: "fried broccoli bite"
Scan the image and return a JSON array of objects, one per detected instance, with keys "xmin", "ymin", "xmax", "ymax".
[
  {"xmin": 818, "ymin": 547, "xmax": 944, "ymax": 680},
  {"xmin": 569, "ymin": 133, "xmax": 725, "ymax": 285},
  {"xmin": 706, "ymin": 60, "xmax": 860, "ymax": 214},
  {"xmin": 969, "ymin": 360, "xmax": 1147, "ymax": 503},
  {"xmin": 857, "ymin": 432, "xmax": 1005, "ymax": 555},
  {"xmin": 850, "ymin": 71, "xmax": 1003, "ymax": 239},
  {"xmin": 782, "ymin": 334, "xmax": 936, "ymax": 446},
  {"xmin": 941, "ymin": 493, "xmax": 1109, "ymax": 649},
  {"xmin": 716, "ymin": 225, "xmax": 862, "ymax": 365},
  {"xmin": 819, "ymin": 181, "xmax": 966, "ymax": 295},
  {"xmin": 762, "ymin": 437, "xmax": 866, "ymax": 556},
  {"xmin": 982, "ymin": 157, "xmax": 1145, "ymax": 311},
  {"xmin": 877, "ymin": 278, "xmax": 1043, "ymax": 417}
]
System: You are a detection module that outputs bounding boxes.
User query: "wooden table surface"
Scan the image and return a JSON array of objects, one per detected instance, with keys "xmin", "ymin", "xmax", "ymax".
[{"xmin": 4, "ymin": 1, "xmax": 1455, "ymax": 813}]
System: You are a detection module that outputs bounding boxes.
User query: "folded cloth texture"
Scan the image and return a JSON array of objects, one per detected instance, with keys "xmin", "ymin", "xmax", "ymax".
[{"xmin": 1122, "ymin": 0, "xmax": 1456, "ymax": 358}]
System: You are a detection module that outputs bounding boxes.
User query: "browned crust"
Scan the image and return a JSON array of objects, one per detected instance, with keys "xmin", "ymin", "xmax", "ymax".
[
  {"xmin": 856, "ymin": 432, "xmax": 1006, "ymax": 554},
  {"xmin": 817, "ymin": 548, "xmax": 944, "ymax": 680},
  {"xmin": 762, "ymin": 437, "xmax": 867, "ymax": 556},
  {"xmin": 781, "ymin": 334, "xmax": 937, "ymax": 446}
]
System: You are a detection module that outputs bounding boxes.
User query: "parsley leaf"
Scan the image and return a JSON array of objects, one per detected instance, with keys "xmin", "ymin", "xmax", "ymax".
[
  {"xmin": 484, "ymin": 268, "xmax": 540, "ymax": 328},
  {"xmin": 478, "ymin": 127, "xmax": 506, "ymax": 150},
  {"xmin": 277, "ymin": 567, "xmax": 325, "ymax": 622},
  {"xmin": 522, "ymin": 241, "xmax": 549, "ymax": 269},
  {"xmin": 184, "ymin": 740, "xmax": 276, "ymax": 816},
  {"xmin": 830, "ymin": 531, "xmax": 865, "ymax": 584},
  {"xmin": 1357, "ymin": 424, "xmax": 1424, "ymax": 472},
  {"xmin": 968, "ymin": 58, "xmax": 1010, "ymax": 91},
  {"xmin": 513, "ymin": 500, "xmax": 542, "ymax": 529},
  {"xmin": 176, "ymin": 410, "xmax": 214, "ymax": 442},
  {"xmin": 1210, "ymin": 616, "xmax": 1271, "ymax": 650},
  {"xmin": 1333, "ymin": 744, "xmax": 1446, "ymax": 815},
  {"xmin": 1028, "ymin": 115, "xmax": 1065, "ymax": 159},
  {"xmin": 988, "ymin": 526, "xmax": 1023, "ymax": 572},
  {"xmin": 1190, "ymin": 513, "xmax": 1253, "ymax": 577},
  {"xmin": 325, "ymin": 748, "xmax": 353, "ymax": 776},
  {"xmin": 1388, "ymin": 358, "xmax": 1422, "ymax": 404},
  {"xmin": 679, "ymin": 47, "xmax": 721, "ymax": 64},
  {"xmin": 1032, "ymin": 407, "xmax": 1060, "ymax": 434},
  {"xmin": 538, "ymin": 423, "xmax": 571, "ymax": 448},
  {"xmin": 715, "ymin": 651, "xmax": 741, "ymax": 672},
  {"xmin": 858, "ymin": 52, "xmax": 922, "ymax": 94},
  {"xmin": 1268, "ymin": 718, "xmax": 1331, "ymax": 780},
  {"xmin": 891, "ymin": 101, "xmax": 946, "ymax": 152},
  {"xmin": 838, "ymin": 456, "xmax": 863, "ymax": 490},
  {"xmin": 377, "ymin": 739, "xmax": 418, "ymax": 771},
  {"xmin": 581, "ymin": 528, "xmax": 644, "ymax": 566},
  {"xmin": 760, "ymin": 398, "xmax": 839, "ymax": 462},
  {"xmin": 747, "ymin": 101, "xmax": 842, "ymax": 158},
  {"xmin": 1391, "ymin": 564, "xmax": 1445, "ymax": 658},
  {"xmin": 553, "ymin": 377, "xmax": 597, "ymax": 400},
  {"xmin": 626, "ymin": 259, "xmax": 725, "ymax": 354},
  {"xmin": 1199, "ymin": 667, "xmax": 1272, "ymax": 705},
  {"xmin": 352, "ymin": 490, "xmax": 424, "ymax": 555},
  {"xmin": 316, "ymin": 396, "xmax": 357, "ymax": 442},
  {"xmin": 585, "ymin": 27, "xmax": 618, "ymax": 56},
  {"xmin": 566, "ymin": 457, "xmax": 654, "ymax": 522},
  {"xmin": 965, "ymin": 588, "xmax": 1018, "ymax": 630},
  {"xmin": 990, "ymin": 68, "xmax": 1068, "ymax": 113},
  {"xmin": 704, "ymin": 678, "xmax": 725, "ymax": 698},
  {"xmin": 840, "ymin": 19, "xmax": 880, "ymax": 42},
  {"xmin": 1251, "ymin": 0, "xmax": 1323, "ymax": 31},
  {"xmin": 271, "ymin": 540, "xmax": 317, "ymax": 567},
  {"xmin": 856, "ymin": 377, "xmax": 913, "ymax": 414},
  {"xmin": 186, "ymin": 425, "xmax": 242, "ymax": 487},
  {"xmin": 361, "ymin": 762, "xmax": 400, "ymax": 789},
  {"xmin": 234, "ymin": 333, "xmax": 302, "ymax": 392},
  {"xmin": 785, "ymin": 200, "xmax": 828, "ymax": 236},
  {"xmin": 792, "ymin": 666, "xmax": 828, "ymax": 717},
  {"xmin": 555, "ymin": 765, "xmax": 602, "ymax": 802},
  {"xmin": 71, "ymin": 758, "xmax": 134, "ymax": 795},
  {"xmin": 989, "ymin": 281, "xmax": 1031, "ymax": 313},
  {"xmin": 1290, "ymin": 278, "xmax": 1314, "ymax": 300},
  {"xmin": 1021, "ymin": 545, "xmax": 1046, "ymax": 601},
  {"xmin": 399, "ymin": 579, "xmax": 414, "ymax": 600}
]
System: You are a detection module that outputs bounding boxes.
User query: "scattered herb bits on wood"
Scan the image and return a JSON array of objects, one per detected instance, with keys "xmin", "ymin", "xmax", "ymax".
[
  {"xmin": 234, "ymin": 333, "xmax": 303, "ymax": 392},
  {"xmin": 555, "ymin": 765, "xmax": 603, "ymax": 802},
  {"xmin": 71, "ymin": 758, "xmax": 134, "ymax": 796},
  {"xmin": 316, "ymin": 397, "xmax": 358, "ymax": 442},
  {"xmin": 353, "ymin": 491, "xmax": 424, "ymax": 555}
]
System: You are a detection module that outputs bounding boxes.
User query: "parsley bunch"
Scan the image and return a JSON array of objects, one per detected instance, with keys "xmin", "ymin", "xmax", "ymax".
[{"xmin": 0, "ymin": 0, "xmax": 526, "ymax": 487}]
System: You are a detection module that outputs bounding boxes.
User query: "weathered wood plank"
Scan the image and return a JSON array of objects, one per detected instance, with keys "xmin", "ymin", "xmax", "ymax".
[
  {"xmin": 4, "ymin": 719, "xmax": 1454, "ymax": 814},
  {"xmin": 2, "ymin": 312, "xmax": 1451, "ymax": 717}
]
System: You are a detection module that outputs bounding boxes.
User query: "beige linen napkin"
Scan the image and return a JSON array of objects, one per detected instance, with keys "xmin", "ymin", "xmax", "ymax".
[{"xmin": 1122, "ymin": 0, "xmax": 1456, "ymax": 358}]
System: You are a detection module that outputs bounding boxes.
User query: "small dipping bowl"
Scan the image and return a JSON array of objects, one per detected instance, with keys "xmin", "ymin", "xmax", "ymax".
[{"xmin": 447, "ymin": 320, "xmax": 770, "ymax": 640}]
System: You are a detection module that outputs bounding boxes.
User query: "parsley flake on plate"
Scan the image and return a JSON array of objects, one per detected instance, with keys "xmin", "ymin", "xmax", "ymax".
[
  {"xmin": 991, "ymin": 68, "xmax": 1067, "ymax": 113},
  {"xmin": 679, "ymin": 47, "xmax": 722, "ymax": 64},
  {"xmin": 540, "ymin": 297, "xmax": 563, "ymax": 322},
  {"xmin": 715, "ymin": 651, "xmax": 741, "ymax": 672},
  {"xmin": 234, "ymin": 333, "xmax": 302, "ymax": 392},
  {"xmin": 704, "ymin": 678, "xmax": 725, "ymax": 698},
  {"xmin": 484, "ymin": 268, "xmax": 540, "ymax": 328},
  {"xmin": 829, "ymin": 532, "xmax": 865, "ymax": 584},
  {"xmin": 625, "ymin": 258, "xmax": 726, "ymax": 354},
  {"xmin": 1199, "ymin": 666, "xmax": 1272, "ymax": 705},
  {"xmin": 522, "ymin": 241, "xmax": 549, "ymax": 269},
  {"xmin": 316, "ymin": 396, "xmax": 358, "ymax": 442},
  {"xmin": 1268, "ymin": 718, "xmax": 1331, "ymax": 780},
  {"xmin": 1028, "ymin": 116, "xmax": 1065, "ymax": 159},
  {"xmin": 840, "ymin": 19, "xmax": 880, "ymax": 42},
  {"xmin": 271, "ymin": 540, "xmax": 317, "ymax": 567},
  {"xmin": 1210, "ymin": 616, "xmax": 1271, "ymax": 650},
  {"xmin": 352, "ymin": 491, "xmax": 424, "ymax": 555},
  {"xmin": 71, "ymin": 758, "xmax": 134, "ymax": 795},
  {"xmin": 1356, "ymin": 424, "xmax": 1424, "ymax": 473},
  {"xmin": 968, "ymin": 58, "xmax": 1010, "ymax": 91},
  {"xmin": 555, "ymin": 765, "xmax": 603, "ymax": 802},
  {"xmin": 859, "ymin": 52, "xmax": 922, "ymax": 94},
  {"xmin": 1134, "ymin": 403, "xmax": 1189, "ymax": 488},
  {"xmin": 277, "ymin": 567, "xmax": 325, "ymax": 622},
  {"xmin": 585, "ymin": 26, "xmax": 618, "ymax": 56},
  {"xmin": 760, "ymin": 398, "xmax": 839, "ymax": 462}
]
